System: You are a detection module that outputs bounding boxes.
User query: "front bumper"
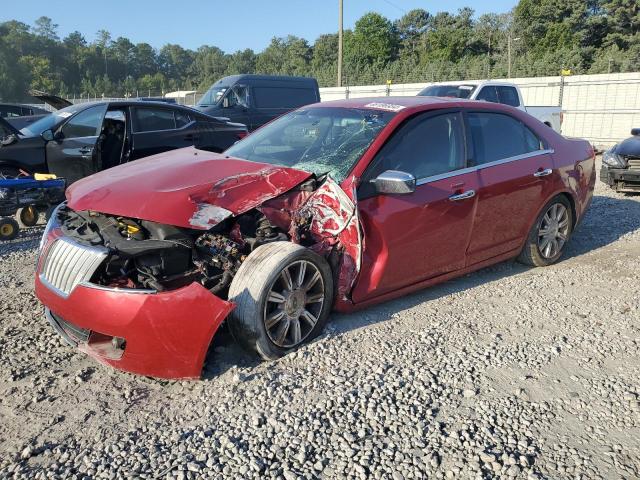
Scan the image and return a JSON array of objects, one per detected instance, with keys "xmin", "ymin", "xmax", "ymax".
[
  {"xmin": 600, "ymin": 164, "xmax": 640, "ymax": 192},
  {"xmin": 35, "ymin": 224, "xmax": 234, "ymax": 379},
  {"xmin": 36, "ymin": 276, "xmax": 233, "ymax": 379}
]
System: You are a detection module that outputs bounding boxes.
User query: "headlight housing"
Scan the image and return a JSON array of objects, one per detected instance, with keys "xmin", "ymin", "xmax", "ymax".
[
  {"xmin": 39, "ymin": 202, "xmax": 64, "ymax": 253},
  {"xmin": 602, "ymin": 148, "xmax": 627, "ymax": 168}
]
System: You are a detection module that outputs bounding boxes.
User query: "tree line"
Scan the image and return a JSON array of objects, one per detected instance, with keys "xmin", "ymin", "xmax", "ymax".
[{"xmin": 0, "ymin": 0, "xmax": 638, "ymax": 102}]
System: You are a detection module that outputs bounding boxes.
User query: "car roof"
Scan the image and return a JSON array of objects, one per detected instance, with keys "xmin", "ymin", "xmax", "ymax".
[{"xmin": 314, "ymin": 96, "xmax": 473, "ymax": 109}]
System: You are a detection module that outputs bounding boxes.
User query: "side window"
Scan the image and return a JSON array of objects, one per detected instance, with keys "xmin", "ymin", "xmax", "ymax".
[
  {"xmin": 496, "ymin": 86, "xmax": 521, "ymax": 107},
  {"xmin": 133, "ymin": 107, "xmax": 176, "ymax": 132},
  {"xmin": 476, "ymin": 86, "xmax": 499, "ymax": 103},
  {"xmin": 468, "ymin": 112, "xmax": 543, "ymax": 165},
  {"xmin": 368, "ymin": 112, "xmax": 465, "ymax": 181},
  {"xmin": 174, "ymin": 111, "xmax": 192, "ymax": 128},
  {"xmin": 5, "ymin": 106, "xmax": 23, "ymax": 117},
  {"xmin": 61, "ymin": 105, "xmax": 107, "ymax": 138},
  {"xmin": 253, "ymin": 87, "xmax": 317, "ymax": 109}
]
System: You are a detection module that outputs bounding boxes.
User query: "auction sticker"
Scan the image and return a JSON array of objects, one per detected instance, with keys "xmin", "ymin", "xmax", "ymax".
[{"xmin": 363, "ymin": 102, "xmax": 406, "ymax": 112}]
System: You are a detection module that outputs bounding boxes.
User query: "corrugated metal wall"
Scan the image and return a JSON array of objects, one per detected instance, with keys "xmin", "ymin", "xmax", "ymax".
[{"xmin": 320, "ymin": 72, "xmax": 640, "ymax": 148}]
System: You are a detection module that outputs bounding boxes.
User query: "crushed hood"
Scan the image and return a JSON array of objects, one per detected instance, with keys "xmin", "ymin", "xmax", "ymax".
[{"xmin": 66, "ymin": 147, "xmax": 312, "ymax": 229}]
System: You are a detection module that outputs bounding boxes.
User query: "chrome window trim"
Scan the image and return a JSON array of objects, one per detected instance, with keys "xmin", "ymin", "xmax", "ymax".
[
  {"xmin": 415, "ymin": 149, "xmax": 554, "ymax": 186},
  {"xmin": 78, "ymin": 282, "xmax": 157, "ymax": 295}
]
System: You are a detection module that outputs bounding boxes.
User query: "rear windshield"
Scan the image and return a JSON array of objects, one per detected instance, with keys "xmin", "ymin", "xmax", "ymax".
[
  {"xmin": 418, "ymin": 84, "xmax": 477, "ymax": 99},
  {"xmin": 225, "ymin": 107, "xmax": 396, "ymax": 183}
]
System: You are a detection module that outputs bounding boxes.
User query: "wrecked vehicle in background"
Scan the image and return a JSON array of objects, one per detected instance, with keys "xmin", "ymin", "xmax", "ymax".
[
  {"xmin": 35, "ymin": 97, "xmax": 595, "ymax": 378},
  {"xmin": 600, "ymin": 128, "xmax": 640, "ymax": 193},
  {"xmin": 0, "ymin": 100, "xmax": 247, "ymax": 184}
]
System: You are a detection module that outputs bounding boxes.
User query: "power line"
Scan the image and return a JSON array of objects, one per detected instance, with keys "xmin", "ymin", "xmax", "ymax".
[{"xmin": 381, "ymin": 0, "xmax": 407, "ymax": 14}]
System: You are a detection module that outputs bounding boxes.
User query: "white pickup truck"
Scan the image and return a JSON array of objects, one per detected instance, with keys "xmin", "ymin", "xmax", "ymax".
[{"xmin": 418, "ymin": 80, "xmax": 563, "ymax": 133}]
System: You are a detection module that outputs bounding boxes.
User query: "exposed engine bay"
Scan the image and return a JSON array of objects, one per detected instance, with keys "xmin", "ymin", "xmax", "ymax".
[{"xmin": 55, "ymin": 175, "xmax": 361, "ymax": 300}]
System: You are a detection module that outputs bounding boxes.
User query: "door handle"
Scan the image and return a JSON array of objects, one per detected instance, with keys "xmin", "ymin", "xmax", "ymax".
[
  {"xmin": 79, "ymin": 147, "xmax": 93, "ymax": 155},
  {"xmin": 449, "ymin": 190, "xmax": 476, "ymax": 201},
  {"xmin": 533, "ymin": 168, "xmax": 553, "ymax": 177}
]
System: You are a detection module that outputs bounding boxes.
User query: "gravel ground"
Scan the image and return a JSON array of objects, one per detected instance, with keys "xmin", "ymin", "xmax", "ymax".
[{"xmin": 0, "ymin": 159, "xmax": 639, "ymax": 480}]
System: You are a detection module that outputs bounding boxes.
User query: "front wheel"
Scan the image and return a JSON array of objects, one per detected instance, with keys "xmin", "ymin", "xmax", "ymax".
[
  {"xmin": 227, "ymin": 242, "xmax": 334, "ymax": 360},
  {"xmin": 518, "ymin": 196, "xmax": 573, "ymax": 267}
]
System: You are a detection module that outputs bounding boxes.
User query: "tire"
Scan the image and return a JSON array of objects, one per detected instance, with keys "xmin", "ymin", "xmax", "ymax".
[
  {"xmin": 17, "ymin": 206, "xmax": 39, "ymax": 227},
  {"xmin": 227, "ymin": 242, "xmax": 334, "ymax": 360},
  {"xmin": 517, "ymin": 195, "xmax": 573, "ymax": 267},
  {"xmin": 0, "ymin": 218, "xmax": 20, "ymax": 241}
]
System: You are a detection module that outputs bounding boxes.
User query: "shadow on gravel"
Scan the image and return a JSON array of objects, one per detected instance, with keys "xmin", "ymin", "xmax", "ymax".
[
  {"xmin": 0, "ymin": 226, "xmax": 44, "ymax": 256},
  {"xmin": 563, "ymin": 194, "xmax": 640, "ymax": 259}
]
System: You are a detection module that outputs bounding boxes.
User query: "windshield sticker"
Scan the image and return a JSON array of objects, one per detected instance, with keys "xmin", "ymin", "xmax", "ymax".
[
  {"xmin": 57, "ymin": 112, "xmax": 72, "ymax": 118},
  {"xmin": 363, "ymin": 102, "xmax": 406, "ymax": 112}
]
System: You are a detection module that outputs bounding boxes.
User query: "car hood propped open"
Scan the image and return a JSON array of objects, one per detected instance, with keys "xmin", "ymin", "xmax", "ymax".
[{"xmin": 66, "ymin": 147, "xmax": 312, "ymax": 229}]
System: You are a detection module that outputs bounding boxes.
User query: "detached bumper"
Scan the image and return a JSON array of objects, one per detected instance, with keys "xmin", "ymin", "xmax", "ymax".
[
  {"xmin": 600, "ymin": 165, "xmax": 640, "ymax": 192},
  {"xmin": 35, "ymin": 276, "xmax": 234, "ymax": 379}
]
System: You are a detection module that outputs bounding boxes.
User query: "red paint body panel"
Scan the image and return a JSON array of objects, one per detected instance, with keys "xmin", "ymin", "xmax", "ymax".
[
  {"xmin": 35, "ymin": 96, "xmax": 596, "ymax": 378},
  {"xmin": 66, "ymin": 147, "xmax": 311, "ymax": 229},
  {"xmin": 353, "ymin": 171, "xmax": 480, "ymax": 302},
  {"xmin": 35, "ymin": 273, "xmax": 233, "ymax": 379}
]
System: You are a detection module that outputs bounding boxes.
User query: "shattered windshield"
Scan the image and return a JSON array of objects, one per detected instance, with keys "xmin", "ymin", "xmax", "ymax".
[
  {"xmin": 197, "ymin": 86, "xmax": 228, "ymax": 106},
  {"xmin": 224, "ymin": 107, "xmax": 396, "ymax": 183}
]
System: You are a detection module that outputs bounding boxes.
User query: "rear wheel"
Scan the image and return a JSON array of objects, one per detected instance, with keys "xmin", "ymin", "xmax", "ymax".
[
  {"xmin": 17, "ymin": 206, "xmax": 39, "ymax": 227},
  {"xmin": 227, "ymin": 242, "xmax": 334, "ymax": 360},
  {"xmin": 0, "ymin": 218, "xmax": 19, "ymax": 241},
  {"xmin": 518, "ymin": 196, "xmax": 573, "ymax": 267}
]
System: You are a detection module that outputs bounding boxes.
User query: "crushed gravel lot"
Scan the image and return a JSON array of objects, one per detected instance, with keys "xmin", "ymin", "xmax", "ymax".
[{"xmin": 1, "ymin": 158, "xmax": 639, "ymax": 479}]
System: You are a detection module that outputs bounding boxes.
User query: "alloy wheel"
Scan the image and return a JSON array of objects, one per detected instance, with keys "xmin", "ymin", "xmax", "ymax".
[
  {"xmin": 537, "ymin": 203, "xmax": 570, "ymax": 259},
  {"xmin": 263, "ymin": 260, "xmax": 325, "ymax": 348}
]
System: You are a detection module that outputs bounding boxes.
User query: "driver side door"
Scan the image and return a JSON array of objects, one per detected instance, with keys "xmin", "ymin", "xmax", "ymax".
[
  {"xmin": 46, "ymin": 104, "xmax": 107, "ymax": 185},
  {"xmin": 352, "ymin": 110, "xmax": 480, "ymax": 303},
  {"xmin": 219, "ymin": 85, "xmax": 251, "ymax": 127}
]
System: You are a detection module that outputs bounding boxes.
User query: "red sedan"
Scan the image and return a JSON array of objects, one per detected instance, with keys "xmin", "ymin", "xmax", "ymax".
[{"xmin": 35, "ymin": 97, "xmax": 595, "ymax": 378}]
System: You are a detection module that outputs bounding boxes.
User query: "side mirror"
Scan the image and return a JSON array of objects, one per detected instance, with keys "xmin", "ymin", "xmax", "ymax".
[
  {"xmin": 41, "ymin": 129, "xmax": 54, "ymax": 142},
  {"xmin": 371, "ymin": 170, "xmax": 416, "ymax": 195},
  {"xmin": 632, "ymin": 128, "xmax": 640, "ymax": 136}
]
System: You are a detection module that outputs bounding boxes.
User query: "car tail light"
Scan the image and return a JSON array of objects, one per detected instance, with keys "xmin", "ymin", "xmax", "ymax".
[{"xmin": 236, "ymin": 131, "xmax": 248, "ymax": 140}]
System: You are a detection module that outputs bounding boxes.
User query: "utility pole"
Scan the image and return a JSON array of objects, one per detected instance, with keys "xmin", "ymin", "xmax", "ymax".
[
  {"xmin": 337, "ymin": 0, "xmax": 343, "ymax": 87},
  {"xmin": 507, "ymin": 33, "xmax": 520, "ymax": 79}
]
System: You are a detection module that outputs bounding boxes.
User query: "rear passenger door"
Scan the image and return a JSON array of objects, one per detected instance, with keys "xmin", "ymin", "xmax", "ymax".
[
  {"xmin": 464, "ymin": 111, "xmax": 555, "ymax": 264},
  {"xmin": 129, "ymin": 106, "xmax": 195, "ymax": 160}
]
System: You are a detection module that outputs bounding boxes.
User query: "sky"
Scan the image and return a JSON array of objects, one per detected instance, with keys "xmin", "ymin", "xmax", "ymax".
[{"xmin": 2, "ymin": 0, "xmax": 518, "ymax": 53}]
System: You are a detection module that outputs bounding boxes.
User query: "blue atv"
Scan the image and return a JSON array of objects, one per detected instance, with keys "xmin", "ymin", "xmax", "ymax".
[{"xmin": 0, "ymin": 176, "xmax": 66, "ymax": 240}]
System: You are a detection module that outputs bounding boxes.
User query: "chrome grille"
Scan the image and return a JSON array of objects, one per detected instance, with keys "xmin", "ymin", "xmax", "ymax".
[
  {"xmin": 628, "ymin": 159, "xmax": 640, "ymax": 172},
  {"xmin": 41, "ymin": 238, "xmax": 107, "ymax": 296}
]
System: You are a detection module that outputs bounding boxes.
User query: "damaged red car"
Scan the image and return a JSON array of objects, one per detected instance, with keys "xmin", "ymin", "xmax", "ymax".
[{"xmin": 35, "ymin": 97, "xmax": 596, "ymax": 379}]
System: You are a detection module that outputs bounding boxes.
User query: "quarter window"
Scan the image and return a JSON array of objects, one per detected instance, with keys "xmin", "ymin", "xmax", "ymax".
[
  {"xmin": 61, "ymin": 105, "xmax": 107, "ymax": 138},
  {"xmin": 174, "ymin": 111, "xmax": 192, "ymax": 128},
  {"xmin": 467, "ymin": 112, "xmax": 543, "ymax": 165},
  {"xmin": 369, "ymin": 112, "xmax": 466, "ymax": 181}
]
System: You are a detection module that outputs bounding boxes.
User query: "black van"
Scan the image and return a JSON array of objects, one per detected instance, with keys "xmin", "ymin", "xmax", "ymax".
[{"xmin": 195, "ymin": 75, "xmax": 320, "ymax": 131}]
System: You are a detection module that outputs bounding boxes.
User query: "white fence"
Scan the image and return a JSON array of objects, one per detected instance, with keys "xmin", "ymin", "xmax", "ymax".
[{"xmin": 320, "ymin": 72, "xmax": 640, "ymax": 148}]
